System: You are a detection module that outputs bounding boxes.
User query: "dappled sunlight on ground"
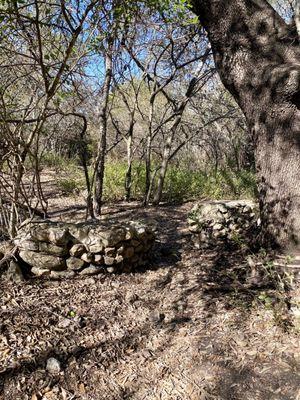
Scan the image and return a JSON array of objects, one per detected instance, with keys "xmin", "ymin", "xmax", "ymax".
[{"xmin": 1, "ymin": 199, "xmax": 300, "ymax": 399}]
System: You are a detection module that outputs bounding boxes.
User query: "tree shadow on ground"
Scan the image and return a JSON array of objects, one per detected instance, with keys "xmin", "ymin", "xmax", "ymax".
[{"xmin": 1, "ymin": 204, "xmax": 299, "ymax": 400}]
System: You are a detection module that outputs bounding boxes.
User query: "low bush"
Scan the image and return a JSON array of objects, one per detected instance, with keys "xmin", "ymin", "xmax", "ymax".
[{"xmin": 41, "ymin": 154, "xmax": 257, "ymax": 203}]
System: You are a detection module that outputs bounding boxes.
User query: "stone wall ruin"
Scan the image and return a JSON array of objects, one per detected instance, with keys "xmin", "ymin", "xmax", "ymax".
[
  {"xmin": 188, "ymin": 200, "xmax": 259, "ymax": 248},
  {"xmin": 13, "ymin": 220, "xmax": 156, "ymax": 278}
]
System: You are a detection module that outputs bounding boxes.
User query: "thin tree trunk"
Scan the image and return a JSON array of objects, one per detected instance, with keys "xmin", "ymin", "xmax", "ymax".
[
  {"xmin": 93, "ymin": 37, "xmax": 113, "ymax": 217},
  {"xmin": 143, "ymin": 90, "xmax": 156, "ymax": 206},
  {"xmin": 191, "ymin": 0, "xmax": 300, "ymax": 251},
  {"xmin": 152, "ymin": 123, "xmax": 178, "ymax": 206},
  {"xmin": 124, "ymin": 122, "xmax": 134, "ymax": 201}
]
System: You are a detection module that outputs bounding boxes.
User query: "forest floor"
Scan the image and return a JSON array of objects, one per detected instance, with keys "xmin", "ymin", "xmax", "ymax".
[{"xmin": 1, "ymin": 170, "xmax": 300, "ymax": 400}]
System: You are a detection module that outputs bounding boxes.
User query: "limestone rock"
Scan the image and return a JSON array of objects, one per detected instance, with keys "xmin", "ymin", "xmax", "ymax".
[
  {"xmin": 66, "ymin": 257, "xmax": 85, "ymax": 271},
  {"xmin": 105, "ymin": 247, "xmax": 116, "ymax": 256},
  {"xmin": 6, "ymin": 261, "xmax": 24, "ymax": 282},
  {"xmin": 30, "ymin": 223, "xmax": 71, "ymax": 246},
  {"xmin": 101, "ymin": 227, "xmax": 126, "ymax": 247},
  {"xmin": 70, "ymin": 244, "xmax": 86, "ymax": 257},
  {"xmin": 81, "ymin": 252, "xmax": 93, "ymax": 263},
  {"xmin": 31, "ymin": 267, "xmax": 50, "ymax": 277},
  {"xmin": 115, "ymin": 255, "xmax": 123, "ymax": 264},
  {"xmin": 46, "ymin": 357, "xmax": 61, "ymax": 374},
  {"xmin": 50, "ymin": 270, "xmax": 76, "ymax": 279},
  {"xmin": 88, "ymin": 241, "xmax": 104, "ymax": 253},
  {"xmin": 80, "ymin": 265, "xmax": 103, "ymax": 275},
  {"xmin": 39, "ymin": 242, "xmax": 68, "ymax": 256},
  {"xmin": 14, "ymin": 239, "xmax": 39, "ymax": 252},
  {"xmin": 19, "ymin": 250, "xmax": 66, "ymax": 271},
  {"xmin": 94, "ymin": 254, "xmax": 103, "ymax": 264},
  {"xmin": 104, "ymin": 256, "xmax": 115, "ymax": 265}
]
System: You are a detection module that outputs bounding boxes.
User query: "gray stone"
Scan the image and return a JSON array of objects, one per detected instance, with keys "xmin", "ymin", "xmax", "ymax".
[
  {"xmin": 105, "ymin": 247, "xmax": 116, "ymax": 256},
  {"xmin": 188, "ymin": 200, "xmax": 258, "ymax": 245},
  {"xmin": 116, "ymin": 245, "xmax": 125, "ymax": 255},
  {"xmin": 50, "ymin": 270, "xmax": 76, "ymax": 279},
  {"xmin": 6, "ymin": 261, "xmax": 24, "ymax": 282},
  {"xmin": 94, "ymin": 254, "xmax": 103, "ymax": 264},
  {"xmin": 81, "ymin": 252, "xmax": 93, "ymax": 263},
  {"xmin": 89, "ymin": 242, "xmax": 104, "ymax": 253},
  {"xmin": 31, "ymin": 267, "xmax": 50, "ymax": 277},
  {"xmin": 48, "ymin": 227, "xmax": 71, "ymax": 246},
  {"xmin": 14, "ymin": 239, "xmax": 39, "ymax": 251},
  {"xmin": 66, "ymin": 257, "xmax": 85, "ymax": 271},
  {"xmin": 101, "ymin": 227, "xmax": 126, "ymax": 247},
  {"xmin": 213, "ymin": 223, "xmax": 223, "ymax": 231},
  {"xmin": 125, "ymin": 226, "xmax": 135, "ymax": 240},
  {"xmin": 29, "ymin": 224, "xmax": 71, "ymax": 246},
  {"xmin": 19, "ymin": 250, "xmax": 66, "ymax": 271},
  {"xmin": 46, "ymin": 357, "xmax": 61, "ymax": 374},
  {"xmin": 104, "ymin": 256, "xmax": 115, "ymax": 265},
  {"xmin": 107, "ymin": 266, "xmax": 115, "ymax": 273},
  {"xmin": 80, "ymin": 265, "xmax": 102, "ymax": 275},
  {"xmin": 115, "ymin": 255, "xmax": 123, "ymax": 264},
  {"xmin": 39, "ymin": 242, "xmax": 68, "ymax": 256},
  {"xmin": 70, "ymin": 243, "xmax": 86, "ymax": 257}
]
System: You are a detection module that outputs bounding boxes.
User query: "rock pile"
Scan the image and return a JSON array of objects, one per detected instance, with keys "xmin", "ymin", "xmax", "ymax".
[
  {"xmin": 14, "ymin": 220, "xmax": 156, "ymax": 278},
  {"xmin": 188, "ymin": 200, "xmax": 259, "ymax": 248}
]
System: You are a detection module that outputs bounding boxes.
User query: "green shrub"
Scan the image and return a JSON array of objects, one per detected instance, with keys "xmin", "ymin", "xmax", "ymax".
[
  {"xmin": 57, "ymin": 177, "xmax": 85, "ymax": 195},
  {"xmin": 160, "ymin": 166, "xmax": 257, "ymax": 203},
  {"xmin": 41, "ymin": 153, "xmax": 257, "ymax": 203},
  {"xmin": 40, "ymin": 152, "xmax": 78, "ymax": 172}
]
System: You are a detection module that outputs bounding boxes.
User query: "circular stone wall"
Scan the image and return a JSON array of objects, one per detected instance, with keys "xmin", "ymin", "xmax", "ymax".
[{"xmin": 14, "ymin": 220, "xmax": 156, "ymax": 278}]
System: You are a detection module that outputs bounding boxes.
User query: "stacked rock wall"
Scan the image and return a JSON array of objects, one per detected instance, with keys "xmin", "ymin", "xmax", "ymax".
[
  {"xmin": 188, "ymin": 200, "xmax": 259, "ymax": 248},
  {"xmin": 14, "ymin": 220, "xmax": 155, "ymax": 278}
]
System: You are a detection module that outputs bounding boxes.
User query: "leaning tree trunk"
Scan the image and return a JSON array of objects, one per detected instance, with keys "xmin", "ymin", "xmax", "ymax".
[{"xmin": 191, "ymin": 0, "xmax": 300, "ymax": 251}]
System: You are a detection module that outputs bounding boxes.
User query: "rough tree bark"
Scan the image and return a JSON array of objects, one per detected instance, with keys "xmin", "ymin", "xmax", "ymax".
[{"xmin": 191, "ymin": 0, "xmax": 300, "ymax": 251}]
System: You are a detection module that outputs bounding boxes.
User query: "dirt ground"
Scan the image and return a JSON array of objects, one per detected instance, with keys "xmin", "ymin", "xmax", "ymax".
[{"xmin": 1, "ymin": 172, "xmax": 300, "ymax": 400}]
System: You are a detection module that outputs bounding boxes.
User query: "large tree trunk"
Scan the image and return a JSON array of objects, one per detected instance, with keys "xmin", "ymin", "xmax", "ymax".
[{"xmin": 191, "ymin": 0, "xmax": 300, "ymax": 251}]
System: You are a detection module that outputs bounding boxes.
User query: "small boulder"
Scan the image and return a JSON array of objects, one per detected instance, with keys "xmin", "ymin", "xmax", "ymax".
[
  {"xmin": 6, "ymin": 261, "xmax": 24, "ymax": 283},
  {"xmin": 66, "ymin": 257, "xmax": 85, "ymax": 271},
  {"xmin": 46, "ymin": 357, "xmax": 61, "ymax": 374},
  {"xmin": 81, "ymin": 252, "xmax": 93, "ymax": 263},
  {"xmin": 31, "ymin": 267, "xmax": 50, "ymax": 277},
  {"xmin": 69, "ymin": 243, "xmax": 86, "ymax": 257},
  {"xmin": 50, "ymin": 270, "xmax": 76, "ymax": 279},
  {"xmin": 19, "ymin": 250, "xmax": 66, "ymax": 271},
  {"xmin": 80, "ymin": 265, "xmax": 103, "ymax": 275},
  {"xmin": 104, "ymin": 256, "xmax": 114, "ymax": 265}
]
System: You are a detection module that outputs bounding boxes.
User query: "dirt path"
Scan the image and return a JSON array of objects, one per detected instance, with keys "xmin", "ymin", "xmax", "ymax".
[{"xmin": 1, "ymin": 194, "xmax": 300, "ymax": 399}]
